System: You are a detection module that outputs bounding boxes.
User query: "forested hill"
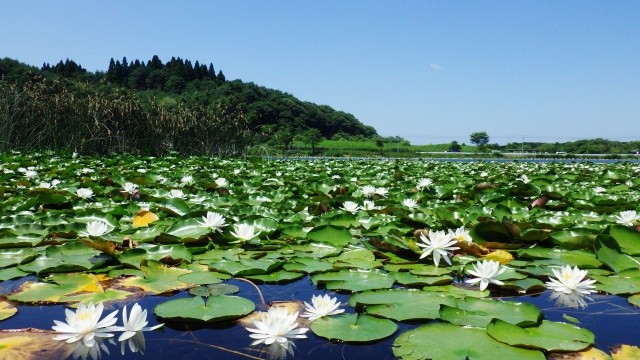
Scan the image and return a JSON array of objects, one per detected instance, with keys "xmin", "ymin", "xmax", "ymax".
[{"xmin": 0, "ymin": 56, "xmax": 377, "ymax": 155}]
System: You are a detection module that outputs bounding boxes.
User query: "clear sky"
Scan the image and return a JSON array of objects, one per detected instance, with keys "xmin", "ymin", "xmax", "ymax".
[{"xmin": 1, "ymin": 1, "xmax": 639, "ymax": 145}]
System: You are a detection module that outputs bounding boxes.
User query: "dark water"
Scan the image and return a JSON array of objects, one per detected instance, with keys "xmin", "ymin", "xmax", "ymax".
[{"xmin": 1, "ymin": 277, "xmax": 638, "ymax": 359}]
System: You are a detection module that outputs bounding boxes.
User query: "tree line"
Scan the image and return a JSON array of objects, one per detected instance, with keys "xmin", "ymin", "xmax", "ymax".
[{"xmin": 0, "ymin": 56, "xmax": 378, "ymax": 155}]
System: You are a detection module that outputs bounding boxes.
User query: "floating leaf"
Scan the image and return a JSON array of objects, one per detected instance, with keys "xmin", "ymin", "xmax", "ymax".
[
  {"xmin": 117, "ymin": 260, "xmax": 191, "ymax": 294},
  {"xmin": 310, "ymin": 314, "xmax": 397, "ymax": 342},
  {"xmin": 439, "ymin": 297, "xmax": 542, "ymax": 327},
  {"xmin": 349, "ymin": 289, "xmax": 456, "ymax": 321},
  {"xmin": 392, "ymin": 322, "xmax": 545, "ymax": 360},
  {"xmin": 548, "ymin": 347, "xmax": 611, "ymax": 360},
  {"xmin": 0, "ymin": 330, "xmax": 73, "ymax": 359},
  {"xmin": 611, "ymin": 344, "xmax": 640, "ymax": 360},
  {"xmin": 154, "ymin": 295, "xmax": 255, "ymax": 323},
  {"xmin": 132, "ymin": 210, "xmax": 160, "ymax": 228},
  {"xmin": 306, "ymin": 225, "xmax": 353, "ymax": 247},
  {"xmin": 311, "ymin": 269, "xmax": 394, "ymax": 292},
  {"xmin": 486, "ymin": 319, "xmax": 594, "ymax": 352},
  {"xmin": 9, "ymin": 273, "xmax": 109, "ymax": 303},
  {"xmin": 0, "ymin": 301, "xmax": 17, "ymax": 321}
]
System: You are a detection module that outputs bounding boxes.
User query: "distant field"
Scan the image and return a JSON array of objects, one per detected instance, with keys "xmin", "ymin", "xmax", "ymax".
[{"xmin": 288, "ymin": 139, "xmax": 475, "ymax": 157}]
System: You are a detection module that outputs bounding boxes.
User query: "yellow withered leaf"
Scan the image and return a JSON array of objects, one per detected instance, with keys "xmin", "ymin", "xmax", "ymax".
[
  {"xmin": 482, "ymin": 249, "xmax": 514, "ymax": 264},
  {"xmin": 612, "ymin": 344, "xmax": 640, "ymax": 360},
  {"xmin": 0, "ymin": 330, "xmax": 73, "ymax": 359},
  {"xmin": 132, "ymin": 210, "xmax": 159, "ymax": 228},
  {"xmin": 549, "ymin": 347, "xmax": 611, "ymax": 360}
]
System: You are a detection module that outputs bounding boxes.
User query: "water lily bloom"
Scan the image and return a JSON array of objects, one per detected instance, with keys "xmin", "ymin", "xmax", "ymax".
[
  {"xmin": 518, "ymin": 174, "xmax": 530, "ymax": 183},
  {"xmin": 448, "ymin": 226, "xmax": 472, "ymax": 243},
  {"xmin": 341, "ymin": 201, "xmax": 360, "ymax": 214},
  {"xmin": 52, "ymin": 302, "xmax": 119, "ymax": 347},
  {"xmin": 614, "ymin": 210, "xmax": 640, "ymax": 227},
  {"xmin": 198, "ymin": 211, "xmax": 227, "ymax": 232},
  {"xmin": 416, "ymin": 178, "xmax": 433, "ymax": 190},
  {"xmin": 417, "ymin": 230, "xmax": 459, "ymax": 267},
  {"xmin": 122, "ymin": 182, "xmax": 138, "ymax": 194},
  {"xmin": 39, "ymin": 181, "xmax": 52, "ymax": 188},
  {"xmin": 301, "ymin": 294, "xmax": 345, "ymax": 321},
  {"xmin": 215, "ymin": 177, "xmax": 228, "ymax": 188},
  {"xmin": 231, "ymin": 223, "xmax": 261, "ymax": 241},
  {"xmin": 593, "ymin": 186, "xmax": 606, "ymax": 193},
  {"xmin": 361, "ymin": 185, "xmax": 376, "ymax": 198},
  {"xmin": 24, "ymin": 169, "xmax": 38, "ymax": 178},
  {"xmin": 362, "ymin": 200, "xmax": 377, "ymax": 211},
  {"xmin": 401, "ymin": 198, "xmax": 418, "ymax": 209},
  {"xmin": 246, "ymin": 307, "xmax": 309, "ymax": 346},
  {"xmin": 180, "ymin": 175, "xmax": 194, "ymax": 185},
  {"xmin": 465, "ymin": 260, "xmax": 506, "ymax": 291},
  {"xmin": 169, "ymin": 189, "xmax": 185, "ymax": 199},
  {"xmin": 545, "ymin": 265, "xmax": 597, "ymax": 295},
  {"xmin": 81, "ymin": 220, "xmax": 109, "ymax": 237},
  {"xmin": 76, "ymin": 188, "xmax": 94, "ymax": 199},
  {"xmin": 116, "ymin": 303, "xmax": 163, "ymax": 342},
  {"xmin": 374, "ymin": 187, "xmax": 388, "ymax": 197}
]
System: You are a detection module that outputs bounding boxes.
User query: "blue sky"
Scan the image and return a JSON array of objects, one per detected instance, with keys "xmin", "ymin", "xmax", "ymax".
[{"xmin": 1, "ymin": 1, "xmax": 639, "ymax": 145}]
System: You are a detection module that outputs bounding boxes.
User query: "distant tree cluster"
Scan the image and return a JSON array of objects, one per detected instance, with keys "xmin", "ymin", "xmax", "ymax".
[{"xmin": 0, "ymin": 56, "xmax": 378, "ymax": 155}]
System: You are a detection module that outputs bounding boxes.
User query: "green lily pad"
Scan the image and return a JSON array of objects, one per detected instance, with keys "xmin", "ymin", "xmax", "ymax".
[
  {"xmin": 154, "ymin": 295, "xmax": 255, "ymax": 323},
  {"xmin": 439, "ymin": 297, "xmax": 542, "ymax": 327},
  {"xmin": 311, "ymin": 269, "xmax": 394, "ymax": 292},
  {"xmin": 177, "ymin": 271, "xmax": 226, "ymax": 285},
  {"xmin": 188, "ymin": 284, "xmax": 240, "ymax": 297},
  {"xmin": 392, "ymin": 322, "xmax": 545, "ymax": 360},
  {"xmin": 349, "ymin": 289, "xmax": 456, "ymax": 321},
  {"xmin": 310, "ymin": 314, "xmax": 397, "ymax": 342},
  {"xmin": 307, "ymin": 225, "xmax": 353, "ymax": 247},
  {"xmin": 117, "ymin": 260, "xmax": 191, "ymax": 294},
  {"xmin": 486, "ymin": 319, "xmax": 594, "ymax": 352}
]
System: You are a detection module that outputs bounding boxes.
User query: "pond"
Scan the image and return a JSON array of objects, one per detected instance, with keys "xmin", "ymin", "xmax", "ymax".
[
  {"xmin": 1, "ymin": 153, "xmax": 640, "ymax": 359},
  {"xmin": 1, "ymin": 276, "xmax": 639, "ymax": 359}
]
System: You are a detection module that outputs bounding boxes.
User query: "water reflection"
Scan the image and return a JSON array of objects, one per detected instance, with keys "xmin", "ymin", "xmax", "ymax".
[
  {"xmin": 258, "ymin": 341, "xmax": 296, "ymax": 360},
  {"xmin": 119, "ymin": 331, "xmax": 148, "ymax": 356},
  {"xmin": 549, "ymin": 291, "xmax": 594, "ymax": 309},
  {"xmin": 70, "ymin": 338, "xmax": 114, "ymax": 360}
]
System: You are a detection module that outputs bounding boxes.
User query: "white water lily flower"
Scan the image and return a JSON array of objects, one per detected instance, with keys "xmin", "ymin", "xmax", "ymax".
[
  {"xmin": 246, "ymin": 307, "xmax": 309, "ymax": 346},
  {"xmin": 76, "ymin": 188, "xmax": 94, "ymax": 199},
  {"xmin": 52, "ymin": 302, "xmax": 119, "ymax": 347},
  {"xmin": 401, "ymin": 198, "xmax": 418, "ymax": 209},
  {"xmin": 417, "ymin": 230, "xmax": 459, "ymax": 267},
  {"xmin": 301, "ymin": 294, "xmax": 345, "ymax": 321},
  {"xmin": 198, "ymin": 211, "xmax": 227, "ymax": 232},
  {"xmin": 545, "ymin": 265, "xmax": 597, "ymax": 295},
  {"xmin": 361, "ymin": 185, "xmax": 376, "ymax": 198},
  {"xmin": 38, "ymin": 182, "xmax": 52, "ymax": 188},
  {"xmin": 231, "ymin": 223, "xmax": 261, "ymax": 241},
  {"xmin": 181, "ymin": 175, "xmax": 194, "ymax": 185},
  {"xmin": 122, "ymin": 182, "xmax": 138, "ymax": 194},
  {"xmin": 465, "ymin": 260, "xmax": 506, "ymax": 291},
  {"xmin": 341, "ymin": 201, "xmax": 361, "ymax": 214},
  {"xmin": 116, "ymin": 303, "xmax": 163, "ymax": 342},
  {"xmin": 169, "ymin": 189, "xmax": 185, "ymax": 199},
  {"xmin": 23, "ymin": 169, "xmax": 38, "ymax": 178},
  {"xmin": 518, "ymin": 174, "xmax": 530, "ymax": 183},
  {"xmin": 215, "ymin": 177, "xmax": 228, "ymax": 188},
  {"xmin": 416, "ymin": 178, "xmax": 433, "ymax": 190},
  {"xmin": 593, "ymin": 186, "xmax": 606, "ymax": 193},
  {"xmin": 448, "ymin": 226, "xmax": 472, "ymax": 243},
  {"xmin": 362, "ymin": 200, "xmax": 377, "ymax": 211},
  {"xmin": 374, "ymin": 187, "xmax": 388, "ymax": 197},
  {"xmin": 614, "ymin": 210, "xmax": 640, "ymax": 227},
  {"xmin": 81, "ymin": 220, "xmax": 109, "ymax": 237}
]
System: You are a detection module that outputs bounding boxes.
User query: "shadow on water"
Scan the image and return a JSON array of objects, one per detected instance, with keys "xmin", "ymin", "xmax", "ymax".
[{"xmin": 1, "ymin": 276, "xmax": 639, "ymax": 359}]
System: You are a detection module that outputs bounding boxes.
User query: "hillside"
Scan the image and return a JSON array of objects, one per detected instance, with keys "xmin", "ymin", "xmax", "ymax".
[{"xmin": 0, "ymin": 57, "xmax": 377, "ymax": 155}]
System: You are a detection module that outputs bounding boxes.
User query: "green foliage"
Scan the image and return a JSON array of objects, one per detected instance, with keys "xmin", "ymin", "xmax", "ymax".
[{"xmin": 470, "ymin": 131, "xmax": 490, "ymax": 146}]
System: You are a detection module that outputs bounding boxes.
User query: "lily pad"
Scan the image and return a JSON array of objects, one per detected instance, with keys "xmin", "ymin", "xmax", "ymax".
[
  {"xmin": 486, "ymin": 319, "xmax": 594, "ymax": 352},
  {"xmin": 310, "ymin": 314, "xmax": 397, "ymax": 342},
  {"xmin": 154, "ymin": 295, "xmax": 255, "ymax": 323},
  {"xmin": 392, "ymin": 322, "xmax": 545, "ymax": 360},
  {"xmin": 349, "ymin": 289, "xmax": 456, "ymax": 321},
  {"xmin": 311, "ymin": 269, "xmax": 394, "ymax": 292},
  {"xmin": 439, "ymin": 297, "xmax": 542, "ymax": 327}
]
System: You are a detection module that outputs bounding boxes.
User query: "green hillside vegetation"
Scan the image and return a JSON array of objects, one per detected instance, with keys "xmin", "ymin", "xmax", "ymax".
[{"xmin": 0, "ymin": 57, "xmax": 377, "ymax": 155}]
